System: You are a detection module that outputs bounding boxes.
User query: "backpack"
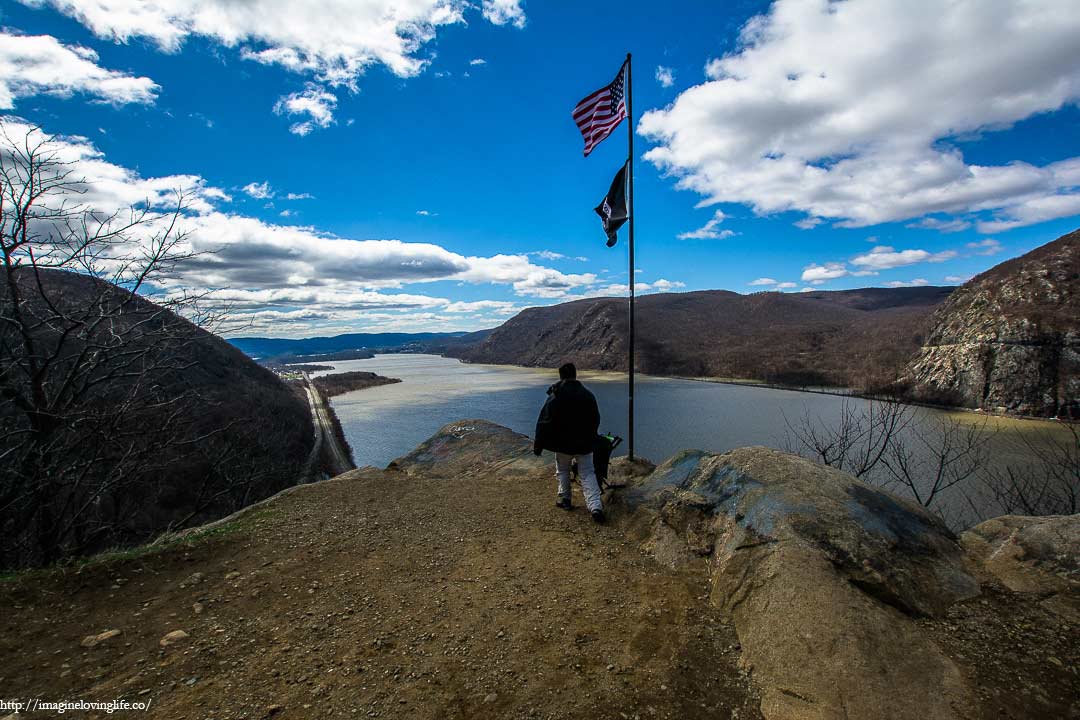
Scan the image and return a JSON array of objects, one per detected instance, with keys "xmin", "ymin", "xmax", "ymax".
[{"xmin": 571, "ymin": 433, "xmax": 623, "ymax": 491}]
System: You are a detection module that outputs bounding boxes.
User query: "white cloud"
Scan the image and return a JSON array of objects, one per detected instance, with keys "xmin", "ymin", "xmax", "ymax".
[
  {"xmin": 285, "ymin": 192, "xmax": 314, "ymax": 200},
  {"xmin": 481, "ymin": 0, "xmax": 526, "ymax": 29},
  {"xmin": 776, "ymin": 281, "xmax": 797, "ymax": 289},
  {"xmin": 907, "ymin": 217, "xmax": 972, "ymax": 233},
  {"xmin": 531, "ymin": 250, "xmax": 568, "ymax": 261},
  {"xmin": 677, "ymin": 210, "xmax": 733, "ymax": 239},
  {"xmin": 794, "ymin": 217, "xmax": 822, "ymax": 230},
  {"xmin": 443, "ymin": 300, "xmax": 516, "ymax": 314},
  {"xmin": 944, "ymin": 274, "xmax": 972, "ymax": 284},
  {"xmin": 415, "ymin": 209, "xmax": 435, "ymax": 216},
  {"xmin": 279, "ymin": 209, "xmax": 294, "ymax": 217},
  {"xmin": 243, "ymin": 181, "xmax": 274, "ymax": 199},
  {"xmin": 469, "ymin": 58, "xmax": 487, "ymax": 66},
  {"xmin": 749, "ymin": 277, "xmax": 777, "ymax": 286},
  {"xmin": 274, "ymin": 83, "xmax": 337, "ymax": 136},
  {"xmin": 966, "ymin": 238, "xmax": 1003, "ymax": 255},
  {"xmin": 0, "ymin": 31, "xmax": 158, "ymax": 109},
  {"xmin": 0, "ymin": 117, "xmax": 597, "ymax": 336},
  {"xmin": 25, "ymin": 0, "xmax": 525, "ymax": 89},
  {"xmin": 651, "ymin": 279, "xmax": 686, "ymax": 292},
  {"xmin": 801, "ymin": 262, "xmax": 848, "ymax": 284},
  {"xmin": 655, "ymin": 65, "xmax": 675, "ymax": 88},
  {"xmin": 639, "ymin": 0, "xmax": 1080, "ymax": 232},
  {"xmin": 884, "ymin": 278, "xmax": 929, "ymax": 288},
  {"xmin": 851, "ymin": 245, "xmax": 957, "ymax": 270}
]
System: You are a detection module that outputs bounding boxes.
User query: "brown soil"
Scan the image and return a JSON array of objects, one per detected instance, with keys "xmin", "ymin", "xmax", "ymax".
[
  {"xmin": 0, "ymin": 460, "xmax": 761, "ymax": 720},
  {"xmin": 3, "ymin": 436, "xmax": 1076, "ymax": 720},
  {"xmin": 920, "ymin": 582, "xmax": 1080, "ymax": 720}
]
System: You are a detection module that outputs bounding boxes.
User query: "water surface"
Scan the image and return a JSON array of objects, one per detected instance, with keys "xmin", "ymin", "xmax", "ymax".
[{"xmin": 317, "ymin": 354, "xmax": 1068, "ymax": 526}]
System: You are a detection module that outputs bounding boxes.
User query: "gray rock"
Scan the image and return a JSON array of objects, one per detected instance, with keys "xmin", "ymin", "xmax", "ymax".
[
  {"xmin": 159, "ymin": 629, "xmax": 190, "ymax": 647},
  {"xmin": 620, "ymin": 446, "xmax": 980, "ymax": 720},
  {"xmin": 904, "ymin": 229, "xmax": 1078, "ymax": 418},
  {"xmin": 961, "ymin": 514, "xmax": 1080, "ymax": 622},
  {"xmin": 389, "ymin": 420, "xmax": 545, "ymax": 480},
  {"xmin": 80, "ymin": 628, "xmax": 122, "ymax": 648}
]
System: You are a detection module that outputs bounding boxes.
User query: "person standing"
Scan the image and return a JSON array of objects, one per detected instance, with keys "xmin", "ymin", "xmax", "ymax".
[{"xmin": 533, "ymin": 363, "xmax": 605, "ymax": 523}]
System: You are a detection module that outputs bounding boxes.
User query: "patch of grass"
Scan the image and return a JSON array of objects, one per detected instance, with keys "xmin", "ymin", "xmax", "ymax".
[{"xmin": 0, "ymin": 507, "xmax": 281, "ymax": 585}]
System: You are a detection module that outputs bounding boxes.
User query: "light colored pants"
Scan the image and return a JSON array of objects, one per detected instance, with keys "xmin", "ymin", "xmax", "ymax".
[{"xmin": 556, "ymin": 452, "xmax": 603, "ymax": 512}]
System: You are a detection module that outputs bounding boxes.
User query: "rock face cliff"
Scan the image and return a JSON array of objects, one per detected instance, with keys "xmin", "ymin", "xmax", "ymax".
[
  {"xmin": 449, "ymin": 287, "xmax": 952, "ymax": 391},
  {"xmin": 905, "ymin": 229, "xmax": 1079, "ymax": 417}
]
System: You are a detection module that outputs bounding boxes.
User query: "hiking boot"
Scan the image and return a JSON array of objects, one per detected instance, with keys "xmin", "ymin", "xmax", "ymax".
[
  {"xmin": 555, "ymin": 497, "xmax": 573, "ymax": 510},
  {"xmin": 591, "ymin": 508, "xmax": 606, "ymax": 524}
]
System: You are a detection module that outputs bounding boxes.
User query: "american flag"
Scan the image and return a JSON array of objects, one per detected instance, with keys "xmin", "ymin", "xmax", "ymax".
[{"xmin": 572, "ymin": 62, "xmax": 627, "ymax": 157}]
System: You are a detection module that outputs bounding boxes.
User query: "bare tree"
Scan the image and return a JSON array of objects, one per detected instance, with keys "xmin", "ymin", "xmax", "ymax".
[
  {"xmin": 0, "ymin": 123, "xmax": 233, "ymax": 567},
  {"xmin": 877, "ymin": 415, "xmax": 992, "ymax": 510},
  {"xmin": 783, "ymin": 398, "xmax": 913, "ymax": 478},
  {"xmin": 785, "ymin": 393, "xmax": 1078, "ymax": 528},
  {"xmin": 977, "ymin": 421, "xmax": 1079, "ymax": 518}
]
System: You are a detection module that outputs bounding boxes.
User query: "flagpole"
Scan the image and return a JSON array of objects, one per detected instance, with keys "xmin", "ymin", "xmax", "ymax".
[{"xmin": 625, "ymin": 52, "xmax": 635, "ymax": 461}]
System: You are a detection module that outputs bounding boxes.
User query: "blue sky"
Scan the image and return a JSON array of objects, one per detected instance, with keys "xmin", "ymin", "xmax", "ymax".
[{"xmin": 2, "ymin": 0, "xmax": 1079, "ymax": 337}]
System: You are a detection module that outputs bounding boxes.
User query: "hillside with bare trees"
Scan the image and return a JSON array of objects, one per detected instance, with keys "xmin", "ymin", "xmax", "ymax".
[{"xmin": 449, "ymin": 287, "xmax": 951, "ymax": 392}]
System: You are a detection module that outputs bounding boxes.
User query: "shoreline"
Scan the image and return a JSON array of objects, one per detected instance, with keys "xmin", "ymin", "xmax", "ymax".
[{"xmin": 447, "ymin": 355, "xmax": 1067, "ymax": 426}]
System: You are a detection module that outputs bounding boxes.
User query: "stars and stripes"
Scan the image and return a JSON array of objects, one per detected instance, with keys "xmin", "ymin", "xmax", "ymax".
[{"xmin": 572, "ymin": 61, "xmax": 628, "ymax": 157}]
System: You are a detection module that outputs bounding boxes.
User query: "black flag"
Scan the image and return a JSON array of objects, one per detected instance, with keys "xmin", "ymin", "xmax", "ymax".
[{"xmin": 594, "ymin": 162, "xmax": 628, "ymax": 247}]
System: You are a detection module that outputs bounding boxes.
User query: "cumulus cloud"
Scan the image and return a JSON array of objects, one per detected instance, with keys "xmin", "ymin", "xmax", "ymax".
[
  {"xmin": 851, "ymin": 245, "xmax": 957, "ymax": 270},
  {"xmin": 0, "ymin": 31, "xmax": 158, "ymax": 109},
  {"xmin": 945, "ymin": 274, "xmax": 972, "ymax": 284},
  {"xmin": 966, "ymin": 238, "xmax": 1003, "ymax": 255},
  {"xmin": 1, "ymin": 117, "xmax": 593, "ymax": 334},
  {"xmin": 443, "ymin": 300, "xmax": 517, "ymax": 314},
  {"xmin": 639, "ymin": 0, "xmax": 1080, "ymax": 232},
  {"xmin": 285, "ymin": 192, "xmax": 314, "ymax": 200},
  {"xmin": 677, "ymin": 210, "xmax": 733, "ymax": 239},
  {"xmin": 749, "ymin": 277, "xmax": 777, "ymax": 286},
  {"xmin": 242, "ymin": 181, "xmax": 274, "ymax": 199},
  {"xmin": 469, "ymin": 58, "xmax": 487, "ymax": 66},
  {"xmin": 908, "ymin": 217, "xmax": 972, "ymax": 233},
  {"xmin": 794, "ymin": 217, "xmax": 822, "ymax": 230},
  {"xmin": 481, "ymin": 0, "xmax": 526, "ymax": 29},
  {"xmin": 655, "ymin": 65, "xmax": 675, "ymax": 88},
  {"xmin": 884, "ymin": 278, "xmax": 930, "ymax": 288},
  {"xmin": 801, "ymin": 262, "xmax": 848, "ymax": 284},
  {"xmin": 274, "ymin": 83, "xmax": 337, "ymax": 136},
  {"xmin": 23, "ymin": 0, "xmax": 525, "ymax": 88}
]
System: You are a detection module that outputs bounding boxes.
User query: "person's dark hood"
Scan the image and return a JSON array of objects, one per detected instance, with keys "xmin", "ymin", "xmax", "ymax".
[{"xmin": 547, "ymin": 379, "xmax": 582, "ymax": 396}]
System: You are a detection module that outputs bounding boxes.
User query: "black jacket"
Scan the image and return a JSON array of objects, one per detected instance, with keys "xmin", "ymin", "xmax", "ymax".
[{"xmin": 533, "ymin": 379, "xmax": 601, "ymax": 455}]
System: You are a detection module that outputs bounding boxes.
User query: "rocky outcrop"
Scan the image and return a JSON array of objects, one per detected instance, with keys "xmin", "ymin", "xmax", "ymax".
[
  {"xmin": 961, "ymin": 514, "xmax": 1080, "ymax": 622},
  {"xmin": 905, "ymin": 228, "xmax": 1079, "ymax": 417},
  {"xmin": 617, "ymin": 447, "xmax": 981, "ymax": 720}
]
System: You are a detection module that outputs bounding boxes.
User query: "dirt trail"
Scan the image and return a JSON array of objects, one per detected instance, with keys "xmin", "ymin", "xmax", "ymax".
[{"xmin": 0, "ymin": 436, "xmax": 759, "ymax": 719}]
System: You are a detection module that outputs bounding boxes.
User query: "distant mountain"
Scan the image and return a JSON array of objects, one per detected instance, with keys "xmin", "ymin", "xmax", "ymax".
[
  {"xmin": 1, "ymin": 269, "xmax": 314, "ymax": 568},
  {"xmin": 230, "ymin": 329, "xmax": 492, "ymax": 361},
  {"xmin": 904, "ymin": 229, "xmax": 1078, "ymax": 418},
  {"xmin": 448, "ymin": 287, "xmax": 952, "ymax": 391}
]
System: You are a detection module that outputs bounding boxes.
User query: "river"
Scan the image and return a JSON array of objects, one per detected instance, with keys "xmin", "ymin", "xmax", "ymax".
[{"xmin": 314, "ymin": 354, "xmax": 1071, "ymax": 528}]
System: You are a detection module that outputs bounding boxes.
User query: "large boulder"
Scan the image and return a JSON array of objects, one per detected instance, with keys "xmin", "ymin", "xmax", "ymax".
[
  {"xmin": 618, "ymin": 447, "xmax": 980, "ymax": 720},
  {"xmin": 388, "ymin": 419, "xmax": 546, "ymax": 480},
  {"xmin": 961, "ymin": 514, "xmax": 1080, "ymax": 622}
]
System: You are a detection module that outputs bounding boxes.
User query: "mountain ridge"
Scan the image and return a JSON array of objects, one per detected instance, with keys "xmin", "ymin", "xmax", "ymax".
[{"xmin": 448, "ymin": 286, "xmax": 953, "ymax": 391}]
